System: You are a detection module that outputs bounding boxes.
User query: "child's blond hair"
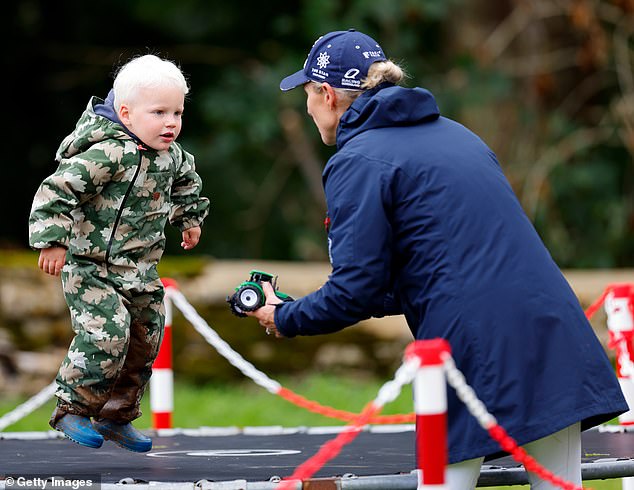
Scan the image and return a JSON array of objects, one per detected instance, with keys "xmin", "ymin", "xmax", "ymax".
[{"xmin": 113, "ymin": 55, "xmax": 189, "ymax": 110}]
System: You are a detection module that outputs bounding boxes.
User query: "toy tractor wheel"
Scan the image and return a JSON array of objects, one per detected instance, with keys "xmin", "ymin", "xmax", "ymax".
[{"xmin": 234, "ymin": 284, "xmax": 264, "ymax": 312}]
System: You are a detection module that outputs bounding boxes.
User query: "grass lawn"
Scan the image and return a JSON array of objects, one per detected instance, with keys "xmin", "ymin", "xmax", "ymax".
[
  {"xmin": 0, "ymin": 374, "xmax": 627, "ymax": 489},
  {"xmin": 0, "ymin": 373, "xmax": 415, "ymax": 431}
]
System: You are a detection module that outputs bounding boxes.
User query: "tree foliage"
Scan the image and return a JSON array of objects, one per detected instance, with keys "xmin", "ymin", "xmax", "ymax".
[{"xmin": 7, "ymin": 0, "xmax": 633, "ymax": 267}]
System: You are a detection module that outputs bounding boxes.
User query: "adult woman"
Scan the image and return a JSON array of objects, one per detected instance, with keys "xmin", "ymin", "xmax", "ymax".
[{"xmin": 250, "ymin": 29, "xmax": 627, "ymax": 489}]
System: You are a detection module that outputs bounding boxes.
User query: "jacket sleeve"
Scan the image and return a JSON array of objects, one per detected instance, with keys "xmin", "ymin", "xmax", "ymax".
[
  {"xmin": 28, "ymin": 143, "xmax": 119, "ymax": 249},
  {"xmin": 169, "ymin": 146, "xmax": 210, "ymax": 231},
  {"xmin": 377, "ymin": 291, "xmax": 403, "ymax": 317},
  {"xmin": 275, "ymin": 153, "xmax": 400, "ymax": 337}
]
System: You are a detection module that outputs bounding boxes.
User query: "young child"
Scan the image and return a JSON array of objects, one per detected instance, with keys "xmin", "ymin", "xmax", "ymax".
[{"xmin": 28, "ymin": 54, "xmax": 210, "ymax": 452}]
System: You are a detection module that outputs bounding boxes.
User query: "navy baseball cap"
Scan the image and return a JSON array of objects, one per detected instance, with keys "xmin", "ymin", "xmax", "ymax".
[{"xmin": 280, "ymin": 29, "xmax": 386, "ymax": 91}]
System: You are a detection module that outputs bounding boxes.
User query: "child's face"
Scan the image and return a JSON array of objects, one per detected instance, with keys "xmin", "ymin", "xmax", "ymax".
[{"xmin": 118, "ymin": 85, "xmax": 185, "ymax": 151}]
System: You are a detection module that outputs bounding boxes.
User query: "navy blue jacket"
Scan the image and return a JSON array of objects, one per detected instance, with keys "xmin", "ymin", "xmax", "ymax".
[{"xmin": 275, "ymin": 84, "xmax": 627, "ymax": 463}]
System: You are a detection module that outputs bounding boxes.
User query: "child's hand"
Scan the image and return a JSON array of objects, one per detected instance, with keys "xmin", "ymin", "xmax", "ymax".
[
  {"xmin": 38, "ymin": 246, "xmax": 67, "ymax": 276},
  {"xmin": 181, "ymin": 226, "xmax": 201, "ymax": 250}
]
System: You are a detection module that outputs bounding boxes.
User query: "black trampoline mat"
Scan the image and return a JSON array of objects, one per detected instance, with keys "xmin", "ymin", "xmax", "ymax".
[{"xmin": 1, "ymin": 426, "xmax": 632, "ymax": 487}]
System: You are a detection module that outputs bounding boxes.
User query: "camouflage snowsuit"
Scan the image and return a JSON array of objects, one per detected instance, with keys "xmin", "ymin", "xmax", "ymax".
[{"xmin": 28, "ymin": 96, "xmax": 209, "ymax": 425}]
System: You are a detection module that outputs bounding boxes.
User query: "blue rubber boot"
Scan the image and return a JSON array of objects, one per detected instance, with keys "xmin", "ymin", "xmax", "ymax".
[
  {"xmin": 93, "ymin": 420, "xmax": 152, "ymax": 452},
  {"xmin": 54, "ymin": 414, "xmax": 104, "ymax": 449}
]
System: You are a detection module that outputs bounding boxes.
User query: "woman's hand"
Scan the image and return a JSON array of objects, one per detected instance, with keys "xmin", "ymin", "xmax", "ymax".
[{"xmin": 246, "ymin": 281, "xmax": 284, "ymax": 337}]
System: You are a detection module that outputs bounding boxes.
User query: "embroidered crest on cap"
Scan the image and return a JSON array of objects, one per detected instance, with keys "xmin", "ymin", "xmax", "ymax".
[{"xmin": 316, "ymin": 52, "xmax": 330, "ymax": 69}]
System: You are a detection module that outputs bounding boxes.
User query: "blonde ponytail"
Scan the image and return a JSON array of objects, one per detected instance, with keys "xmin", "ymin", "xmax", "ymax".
[{"xmin": 361, "ymin": 60, "xmax": 406, "ymax": 89}]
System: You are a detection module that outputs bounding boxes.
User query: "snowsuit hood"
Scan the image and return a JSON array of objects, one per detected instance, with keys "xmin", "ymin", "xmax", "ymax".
[
  {"xmin": 56, "ymin": 94, "xmax": 132, "ymax": 161},
  {"xmin": 92, "ymin": 89, "xmax": 139, "ymax": 142},
  {"xmin": 93, "ymin": 89, "xmax": 122, "ymax": 127}
]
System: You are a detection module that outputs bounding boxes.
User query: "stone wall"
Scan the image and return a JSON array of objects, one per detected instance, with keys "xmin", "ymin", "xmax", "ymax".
[{"xmin": 0, "ymin": 256, "xmax": 631, "ymax": 395}]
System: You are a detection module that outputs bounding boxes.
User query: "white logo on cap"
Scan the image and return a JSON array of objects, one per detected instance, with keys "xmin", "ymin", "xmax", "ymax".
[
  {"xmin": 316, "ymin": 51, "xmax": 330, "ymax": 69},
  {"xmin": 344, "ymin": 69, "xmax": 360, "ymax": 79}
]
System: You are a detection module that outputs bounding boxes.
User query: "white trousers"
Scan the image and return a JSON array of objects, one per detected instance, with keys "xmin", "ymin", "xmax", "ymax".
[{"xmin": 446, "ymin": 422, "xmax": 582, "ymax": 490}]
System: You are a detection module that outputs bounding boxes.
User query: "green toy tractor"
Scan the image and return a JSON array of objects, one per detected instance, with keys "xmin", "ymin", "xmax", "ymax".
[{"xmin": 227, "ymin": 270, "xmax": 293, "ymax": 317}]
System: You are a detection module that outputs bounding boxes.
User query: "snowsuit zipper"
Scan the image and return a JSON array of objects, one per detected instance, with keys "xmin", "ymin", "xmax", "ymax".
[{"xmin": 105, "ymin": 145, "xmax": 145, "ymax": 266}]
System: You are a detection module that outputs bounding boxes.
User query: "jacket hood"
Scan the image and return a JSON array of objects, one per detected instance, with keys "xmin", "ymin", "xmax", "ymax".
[
  {"xmin": 56, "ymin": 91, "xmax": 135, "ymax": 161},
  {"xmin": 336, "ymin": 84, "xmax": 440, "ymax": 149}
]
